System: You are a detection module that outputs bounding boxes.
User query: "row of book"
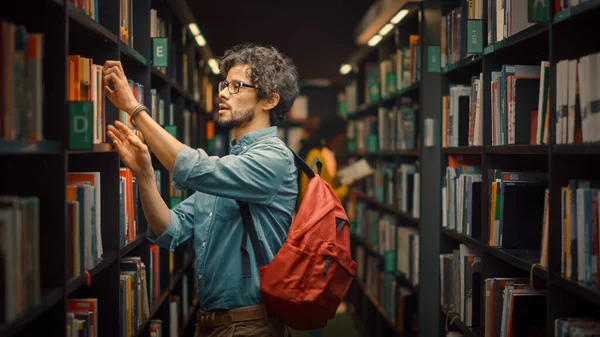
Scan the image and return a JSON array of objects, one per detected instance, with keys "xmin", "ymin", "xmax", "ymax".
[
  {"xmin": 557, "ymin": 51, "xmax": 600, "ymax": 144},
  {"xmin": 487, "ymin": 0, "xmax": 535, "ymax": 47},
  {"xmin": 0, "ymin": 195, "xmax": 41, "ymax": 323},
  {"xmin": 67, "ymin": 298, "xmax": 98, "ymax": 337},
  {"xmin": 120, "ymin": 256, "xmax": 150, "ymax": 337},
  {"xmin": 351, "ymin": 205, "xmax": 420, "ymax": 286},
  {"xmin": 441, "ymin": 0, "xmax": 484, "ymax": 67},
  {"xmin": 377, "ymin": 34, "xmax": 422, "ymax": 99},
  {"xmin": 491, "ymin": 62, "xmax": 550, "ymax": 146},
  {"xmin": 337, "ymin": 35, "xmax": 421, "ymax": 116},
  {"xmin": 441, "ymin": 61, "xmax": 551, "ymax": 147},
  {"xmin": 0, "ymin": 20, "xmax": 44, "ymax": 141},
  {"xmin": 440, "ymin": 244, "xmax": 480, "ymax": 327},
  {"xmin": 442, "ymin": 156, "xmax": 482, "ymax": 237},
  {"xmin": 346, "ymin": 100, "xmax": 419, "ymax": 154},
  {"xmin": 67, "ymin": 55, "xmax": 107, "ymax": 144},
  {"xmin": 561, "ymin": 179, "xmax": 600, "ymax": 287},
  {"xmin": 488, "ymin": 169, "xmax": 547, "ymax": 251},
  {"xmin": 67, "ymin": 172, "xmax": 104, "ymax": 278},
  {"xmin": 120, "ymin": 0, "xmax": 133, "ymax": 47},
  {"xmin": 71, "ymin": 0, "xmax": 99, "ymax": 22},
  {"xmin": 354, "ymin": 245, "xmax": 418, "ymax": 334},
  {"xmin": 376, "ymin": 99, "xmax": 419, "ymax": 152},
  {"xmin": 356, "ymin": 161, "xmax": 420, "ymax": 218},
  {"xmin": 441, "ymin": 248, "xmax": 548, "ymax": 337}
]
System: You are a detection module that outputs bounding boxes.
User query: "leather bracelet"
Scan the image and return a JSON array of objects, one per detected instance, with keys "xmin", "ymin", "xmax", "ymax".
[{"xmin": 130, "ymin": 104, "xmax": 148, "ymax": 128}]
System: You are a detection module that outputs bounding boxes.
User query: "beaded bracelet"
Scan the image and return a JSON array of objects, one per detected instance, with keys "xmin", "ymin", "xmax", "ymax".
[{"xmin": 130, "ymin": 104, "xmax": 148, "ymax": 128}]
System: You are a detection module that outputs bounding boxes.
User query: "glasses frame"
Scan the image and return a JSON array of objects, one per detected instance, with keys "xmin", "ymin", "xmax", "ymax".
[{"xmin": 218, "ymin": 80, "xmax": 257, "ymax": 94}]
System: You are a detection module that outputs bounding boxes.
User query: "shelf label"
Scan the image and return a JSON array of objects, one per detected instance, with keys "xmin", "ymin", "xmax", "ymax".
[
  {"xmin": 152, "ymin": 38, "xmax": 168, "ymax": 67},
  {"xmin": 68, "ymin": 101, "xmax": 93, "ymax": 150},
  {"xmin": 427, "ymin": 45, "xmax": 441, "ymax": 73},
  {"xmin": 529, "ymin": 0, "xmax": 550, "ymax": 22},
  {"xmin": 467, "ymin": 20, "xmax": 483, "ymax": 54}
]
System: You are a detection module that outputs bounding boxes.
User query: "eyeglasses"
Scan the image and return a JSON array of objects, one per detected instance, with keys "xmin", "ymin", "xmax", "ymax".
[{"xmin": 218, "ymin": 80, "xmax": 257, "ymax": 94}]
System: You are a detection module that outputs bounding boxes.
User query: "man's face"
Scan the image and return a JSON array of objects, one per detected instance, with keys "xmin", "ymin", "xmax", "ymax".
[{"xmin": 217, "ymin": 64, "xmax": 259, "ymax": 127}]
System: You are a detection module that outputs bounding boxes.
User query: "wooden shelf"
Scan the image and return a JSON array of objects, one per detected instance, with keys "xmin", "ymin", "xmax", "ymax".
[
  {"xmin": 485, "ymin": 144, "xmax": 548, "ymax": 155},
  {"xmin": 67, "ymin": 252, "xmax": 118, "ymax": 295},
  {"xmin": 0, "ymin": 140, "xmax": 61, "ymax": 155},
  {"xmin": 0, "ymin": 287, "xmax": 63, "ymax": 337},
  {"xmin": 119, "ymin": 233, "xmax": 147, "ymax": 257},
  {"xmin": 67, "ymin": 143, "xmax": 114, "ymax": 154},
  {"xmin": 67, "ymin": 2, "xmax": 118, "ymax": 44},
  {"xmin": 442, "ymin": 55, "xmax": 482, "ymax": 74},
  {"xmin": 441, "ymin": 228, "xmax": 481, "ymax": 249},
  {"xmin": 553, "ymin": 143, "xmax": 600, "ymax": 155},
  {"xmin": 354, "ymin": 190, "xmax": 420, "ymax": 225},
  {"xmin": 443, "ymin": 146, "xmax": 482, "ymax": 155},
  {"xmin": 120, "ymin": 41, "xmax": 148, "ymax": 66},
  {"xmin": 151, "ymin": 67, "xmax": 170, "ymax": 85},
  {"xmin": 356, "ymin": 279, "xmax": 399, "ymax": 333},
  {"xmin": 551, "ymin": 274, "xmax": 600, "ymax": 307},
  {"xmin": 484, "ymin": 246, "xmax": 548, "ymax": 279},
  {"xmin": 483, "ymin": 23, "xmax": 548, "ymax": 55},
  {"xmin": 349, "ymin": 149, "xmax": 420, "ymax": 158},
  {"xmin": 441, "ymin": 306, "xmax": 480, "ymax": 337}
]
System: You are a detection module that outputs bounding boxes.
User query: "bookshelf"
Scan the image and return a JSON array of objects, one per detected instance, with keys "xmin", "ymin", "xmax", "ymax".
[
  {"xmin": 344, "ymin": 0, "xmax": 600, "ymax": 336},
  {"xmin": 0, "ymin": 0, "xmax": 218, "ymax": 336},
  {"xmin": 341, "ymin": 2, "xmax": 422, "ymax": 337}
]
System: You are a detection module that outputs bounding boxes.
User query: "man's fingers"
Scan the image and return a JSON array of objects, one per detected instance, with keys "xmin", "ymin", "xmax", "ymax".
[
  {"xmin": 104, "ymin": 86, "xmax": 114, "ymax": 98},
  {"xmin": 127, "ymin": 134, "xmax": 147, "ymax": 152},
  {"xmin": 113, "ymin": 120, "xmax": 135, "ymax": 138},
  {"xmin": 104, "ymin": 60, "xmax": 126, "ymax": 80},
  {"xmin": 107, "ymin": 130, "xmax": 123, "ymax": 151},
  {"xmin": 104, "ymin": 72, "xmax": 119, "ymax": 89},
  {"xmin": 107, "ymin": 125, "xmax": 127, "ymax": 143},
  {"xmin": 104, "ymin": 60, "xmax": 122, "ymax": 71}
]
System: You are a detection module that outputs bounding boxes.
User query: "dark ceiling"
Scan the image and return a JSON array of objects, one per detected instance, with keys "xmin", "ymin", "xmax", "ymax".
[{"xmin": 187, "ymin": 0, "xmax": 374, "ymax": 89}]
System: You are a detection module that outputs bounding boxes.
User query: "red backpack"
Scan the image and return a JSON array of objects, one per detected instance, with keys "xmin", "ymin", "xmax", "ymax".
[{"xmin": 237, "ymin": 150, "xmax": 357, "ymax": 330}]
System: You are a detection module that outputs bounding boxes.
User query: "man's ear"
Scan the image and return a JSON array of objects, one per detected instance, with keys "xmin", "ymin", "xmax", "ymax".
[{"xmin": 262, "ymin": 92, "xmax": 280, "ymax": 111}]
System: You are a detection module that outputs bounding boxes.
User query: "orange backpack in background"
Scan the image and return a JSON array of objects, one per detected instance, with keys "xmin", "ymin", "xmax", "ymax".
[{"xmin": 237, "ymin": 150, "xmax": 357, "ymax": 331}]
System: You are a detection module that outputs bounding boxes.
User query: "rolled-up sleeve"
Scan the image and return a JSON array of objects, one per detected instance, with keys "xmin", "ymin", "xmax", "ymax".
[
  {"xmin": 171, "ymin": 143, "xmax": 291, "ymax": 205},
  {"xmin": 147, "ymin": 193, "xmax": 195, "ymax": 251}
]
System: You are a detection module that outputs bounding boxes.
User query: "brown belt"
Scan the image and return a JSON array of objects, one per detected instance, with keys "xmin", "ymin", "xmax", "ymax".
[{"xmin": 196, "ymin": 304, "xmax": 268, "ymax": 328}]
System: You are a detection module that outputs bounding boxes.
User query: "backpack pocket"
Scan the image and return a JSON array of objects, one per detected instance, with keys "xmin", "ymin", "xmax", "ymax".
[
  {"xmin": 305, "ymin": 242, "xmax": 356, "ymax": 312},
  {"xmin": 261, "ymin": 241, "xmax": 314, "ymax": 298}
]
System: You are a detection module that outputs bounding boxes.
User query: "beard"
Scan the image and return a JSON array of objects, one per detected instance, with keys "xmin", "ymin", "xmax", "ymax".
[{"xmin": 218, "ymin": 107, "xmax": 255, "ymax": 127}]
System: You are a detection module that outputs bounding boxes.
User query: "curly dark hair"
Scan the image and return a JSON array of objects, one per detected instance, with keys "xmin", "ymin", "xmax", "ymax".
[{"xmin": 219, "ymin": 43, "xmax": 300, "ymax": 126}]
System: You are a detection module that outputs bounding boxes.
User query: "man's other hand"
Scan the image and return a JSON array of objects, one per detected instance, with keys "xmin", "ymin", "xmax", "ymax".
[{"xmin": 107, "ymin": 121, "xmax": 154, "ymax": 178}]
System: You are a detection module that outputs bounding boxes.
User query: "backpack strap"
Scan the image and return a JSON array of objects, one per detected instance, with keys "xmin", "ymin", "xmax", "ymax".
[
  {"xmin": 238, "ymin": 201, "xmax": 267, "ymax": 278},
  {"xmin": 238, "ymin": 145, "xmax": 319, "ymax": 278},
  {"xmin": 289, "ymin": 146, "xmax": 319, "ymax": 179}
]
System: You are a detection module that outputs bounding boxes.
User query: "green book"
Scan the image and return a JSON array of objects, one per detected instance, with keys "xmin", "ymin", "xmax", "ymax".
[{"xmin": 69, "ymin": 101, "xmax": 93, "ymax": 150}]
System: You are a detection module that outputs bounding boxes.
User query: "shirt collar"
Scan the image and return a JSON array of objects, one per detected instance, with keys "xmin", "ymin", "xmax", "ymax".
[{"xmin": 230, "ymin": 126, "xmax": 278, "ymax": 154}]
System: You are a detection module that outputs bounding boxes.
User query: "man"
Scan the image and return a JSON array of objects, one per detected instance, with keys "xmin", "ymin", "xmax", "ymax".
[{"xmin": 104, "ymin": 43, "xmax": 300, "ymax": 337}]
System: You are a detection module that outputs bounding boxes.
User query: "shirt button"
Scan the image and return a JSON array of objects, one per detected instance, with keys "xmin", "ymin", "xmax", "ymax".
[
  {"xmin": 243, "ymin": 145, "xmax": 247, "ymax": 150},
  {"xmin": 209, "ymin": 212, "xmax": 212, "ymax": 217},
  {"xmin": 198, "ymin": 274, "xmax": 202, "ymax": 280},
  {"xmin": 202, "ymin": 241, "xmax": 206, "ymax": 247}
]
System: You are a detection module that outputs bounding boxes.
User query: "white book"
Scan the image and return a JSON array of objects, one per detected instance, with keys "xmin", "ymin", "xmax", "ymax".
[{"xmin": 336, "ymin": 159, "xmax": 374, "ymax": 186}]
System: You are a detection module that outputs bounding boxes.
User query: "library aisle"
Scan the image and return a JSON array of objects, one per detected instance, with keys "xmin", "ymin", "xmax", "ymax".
[{"xmin": 3, "ymin": 0, "xmax": 600, "ymax": 337}]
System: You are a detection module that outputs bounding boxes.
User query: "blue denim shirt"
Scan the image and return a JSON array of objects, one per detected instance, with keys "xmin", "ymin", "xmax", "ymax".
[{"xmin": 147, "ymin": 126, "xmax": 298, "ymax": 311}]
